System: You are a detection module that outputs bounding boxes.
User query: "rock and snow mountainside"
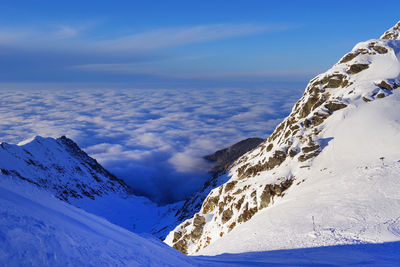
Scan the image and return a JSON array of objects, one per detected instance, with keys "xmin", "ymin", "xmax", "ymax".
[
  {"xmin": 165, "ymin": 137, "xmax": 265, "ymax": 234},
  {"xmin": 0, "ymin": 136, "xmax": 179, "ymax": 237},
  {"xmin": 165, "ymin": 21, "xmax": 400, "ymax": 255}
]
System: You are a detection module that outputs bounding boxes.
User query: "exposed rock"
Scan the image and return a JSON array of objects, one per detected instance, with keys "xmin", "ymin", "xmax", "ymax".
[
  {"xmin": 339, "ymin": 52, "xmax": 358, "ymax": 63},
  {"xmin": 237, "ymin": 203, "xmax": 258, "ymax": 223},
  {"xmin": 376, "ymin": 93, "xmax": 386, "ymax": 98},
  {"xmin": 191, "ymin": 214, "xmax": 206, "ymax": 240},
  {"xmin": 238, "ymin": 150, "xmax": 287, "ymax": 178},
  {"xmin": 377, "ymin": 81, "xmax": 393, "ymax": 91},
  {"xmin": 259, "ymin": 185, "xmax": 271, "ymax": 209},
  {"xmin": 222, "ymin": 209, "xmax": 233, "ymax": 223},
  {"xmin": 325, "ymin": 102, "xmax": 348, "ymax": 112},
  {"xmin": 298, "ymin": 150, "xmax": 321, "ymax": 162},
  {"xmin": 301, "ymin": 144, "xmax": 320, "ymax": 154},
  {"xmin": 173, "ymin": 231, "xmax": 182, "ymax": 243},
  {"xmin": 228, "ymin": 222, "xmax": 236, "ymax": 232},
  {"xmin": 173, "ymin": 239, "xmax": 188, "ymax": 255},
  {"xmin": 347, "ymin": 64, "xmax": 369, "ymax": 74},
  {"xmin": 235, "ymin": 195, "xmax": 245, "ymax": 210},
  {"xmin": 266, "ymin": 143, "xmax": 273, "ymax": 152},
  {"xmin": 202, "ymin": 196, "xmax": 219, "ymax": 214},
  {"xmin": 310, "ymin": 112, "xmax": 330, "ymax": 127},
  {"xmin": 372, "ymin": 45, "xmax": 388, "ymax": 54},
  {"xmin": 289, "ymin": 148, "xmax": 298, "ymax": 157},
  {"xmin": 224, "ymin": 181, "xmax": 237, "ymax": 193},
  {"xmin": 362, "ymin": 96, "xmax": 372, "ymax": 102}
]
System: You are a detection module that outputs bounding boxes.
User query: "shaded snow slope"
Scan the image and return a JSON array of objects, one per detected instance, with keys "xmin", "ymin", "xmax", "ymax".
[
  {"xmin": 196, "ymin": 242, "xmax": 400, "ymax": 266},
  {"xmin": 166, "ymin": 21, "xmax": 400, "ymax": 255},
  {"xmin": 0, "ymin": 175, "xmax": 194, "ymax": 266}
]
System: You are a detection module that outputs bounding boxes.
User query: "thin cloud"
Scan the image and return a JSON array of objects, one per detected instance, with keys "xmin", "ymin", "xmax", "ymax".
[
  {"xmin": 95, "ymin": 23, "xmax": 292, "ymax": 51},
  {"xmin": 74, "ymin": 62, "xmax": 320, "ymax": 80},
  {"xmin": 0, "ymin": 22, "xmax": 295, "ymax": 52}
]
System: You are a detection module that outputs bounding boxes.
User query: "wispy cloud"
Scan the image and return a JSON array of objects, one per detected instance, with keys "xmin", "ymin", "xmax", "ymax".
[
  {"xmin": 0, "ymin": 22, "xmax": 294, "ymax": 52},
  {"xmin": 74, "ymin": 61, "xmax": 320, "ymax": 80},
  {"xmin": 94, "ymin": 23, "xmax": 291, "ymax": 51}
]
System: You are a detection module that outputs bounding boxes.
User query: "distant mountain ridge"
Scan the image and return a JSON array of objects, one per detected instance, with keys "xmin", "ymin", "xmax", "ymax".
[
  {"xmin": 0, "ymin": 136, "xmax": 129, "ymax": 202},
  {"xmin": 165, "ymin": 21, "xmax": 400, "ymax": 255}
]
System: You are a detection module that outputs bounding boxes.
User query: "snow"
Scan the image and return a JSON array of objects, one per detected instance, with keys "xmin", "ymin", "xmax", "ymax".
[
  {"xmin": 196, "ymin": 242, "xmax": 400, "ymax": 266},
  {"xmin": 0, "ymin": 175, "xmax": 194, "ymax": 266},
  {"xmin": 2, "ymin": 173, "xmax": 399, "ymax": 266}
]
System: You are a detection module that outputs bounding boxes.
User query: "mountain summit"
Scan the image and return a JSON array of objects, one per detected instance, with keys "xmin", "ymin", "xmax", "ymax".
[{"xmin": 165, "ymin": 21, "xmax": 400, "ymax": 255}]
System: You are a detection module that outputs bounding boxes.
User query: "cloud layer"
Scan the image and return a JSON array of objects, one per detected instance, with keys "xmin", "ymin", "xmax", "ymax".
[{"xmin": 0, "ymin": 87, "xmax": 302, "ymax": 203}]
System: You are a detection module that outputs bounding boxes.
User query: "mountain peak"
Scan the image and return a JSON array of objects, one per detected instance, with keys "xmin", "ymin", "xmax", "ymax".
[{"xmin": 381, "ymin": 21, "xmax": 400, "ymax": 40}]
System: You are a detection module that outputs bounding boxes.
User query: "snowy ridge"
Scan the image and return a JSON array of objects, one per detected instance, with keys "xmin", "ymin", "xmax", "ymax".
[
  {"xmin": 165, "ymin": 21, "xmax": 400, "ymax": 255},
  {"xmin": 0, "ymin": 135, "xmax": 181, "ymax": 237},
  {"xmin": 0, "ymin": 136, "xmax": 129, "ymax": 201}
]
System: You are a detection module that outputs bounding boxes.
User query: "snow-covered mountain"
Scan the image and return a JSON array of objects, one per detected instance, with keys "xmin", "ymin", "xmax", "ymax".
[
  {"xmin": 165, "ymin": 21, "xmax": 400, "ymax": 255},
  {"xmin": 0, "ymin": 135, "xmax": 181, "ymax": 237},
  {"xmin": 0, "ymin": 136, "xmax": 129, "ymax": 201}
]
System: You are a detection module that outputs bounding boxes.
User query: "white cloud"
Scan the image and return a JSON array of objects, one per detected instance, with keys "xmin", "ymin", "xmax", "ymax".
[{"xmin": 0, "ymin": 87, "xmax": 301, "ymax": 203}]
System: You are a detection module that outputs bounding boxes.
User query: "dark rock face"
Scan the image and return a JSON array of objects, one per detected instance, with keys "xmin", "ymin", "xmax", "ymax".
[{"xmin": 204, "ymin": 137, "xmax": 264, "ymax": 175}]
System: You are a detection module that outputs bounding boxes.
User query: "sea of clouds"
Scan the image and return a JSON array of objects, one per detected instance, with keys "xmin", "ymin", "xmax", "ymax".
[{"xmin": 0, "ymin": 87, "xmax": 302, "ymax": 204}]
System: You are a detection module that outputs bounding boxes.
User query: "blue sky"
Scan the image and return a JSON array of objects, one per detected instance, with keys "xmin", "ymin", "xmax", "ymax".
[{"xmin": 1, "ymin": 0, "xmax": 400, "ymax": 89}]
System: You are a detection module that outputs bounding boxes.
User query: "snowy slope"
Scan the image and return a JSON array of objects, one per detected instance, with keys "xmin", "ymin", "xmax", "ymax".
[
  {"xmin": 166, "ymin": 21, "xmax": 400, "ymax": 255},
  {"xmin": 0, "ymin": 174, "xmax": 194, "ymax": 266}
]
